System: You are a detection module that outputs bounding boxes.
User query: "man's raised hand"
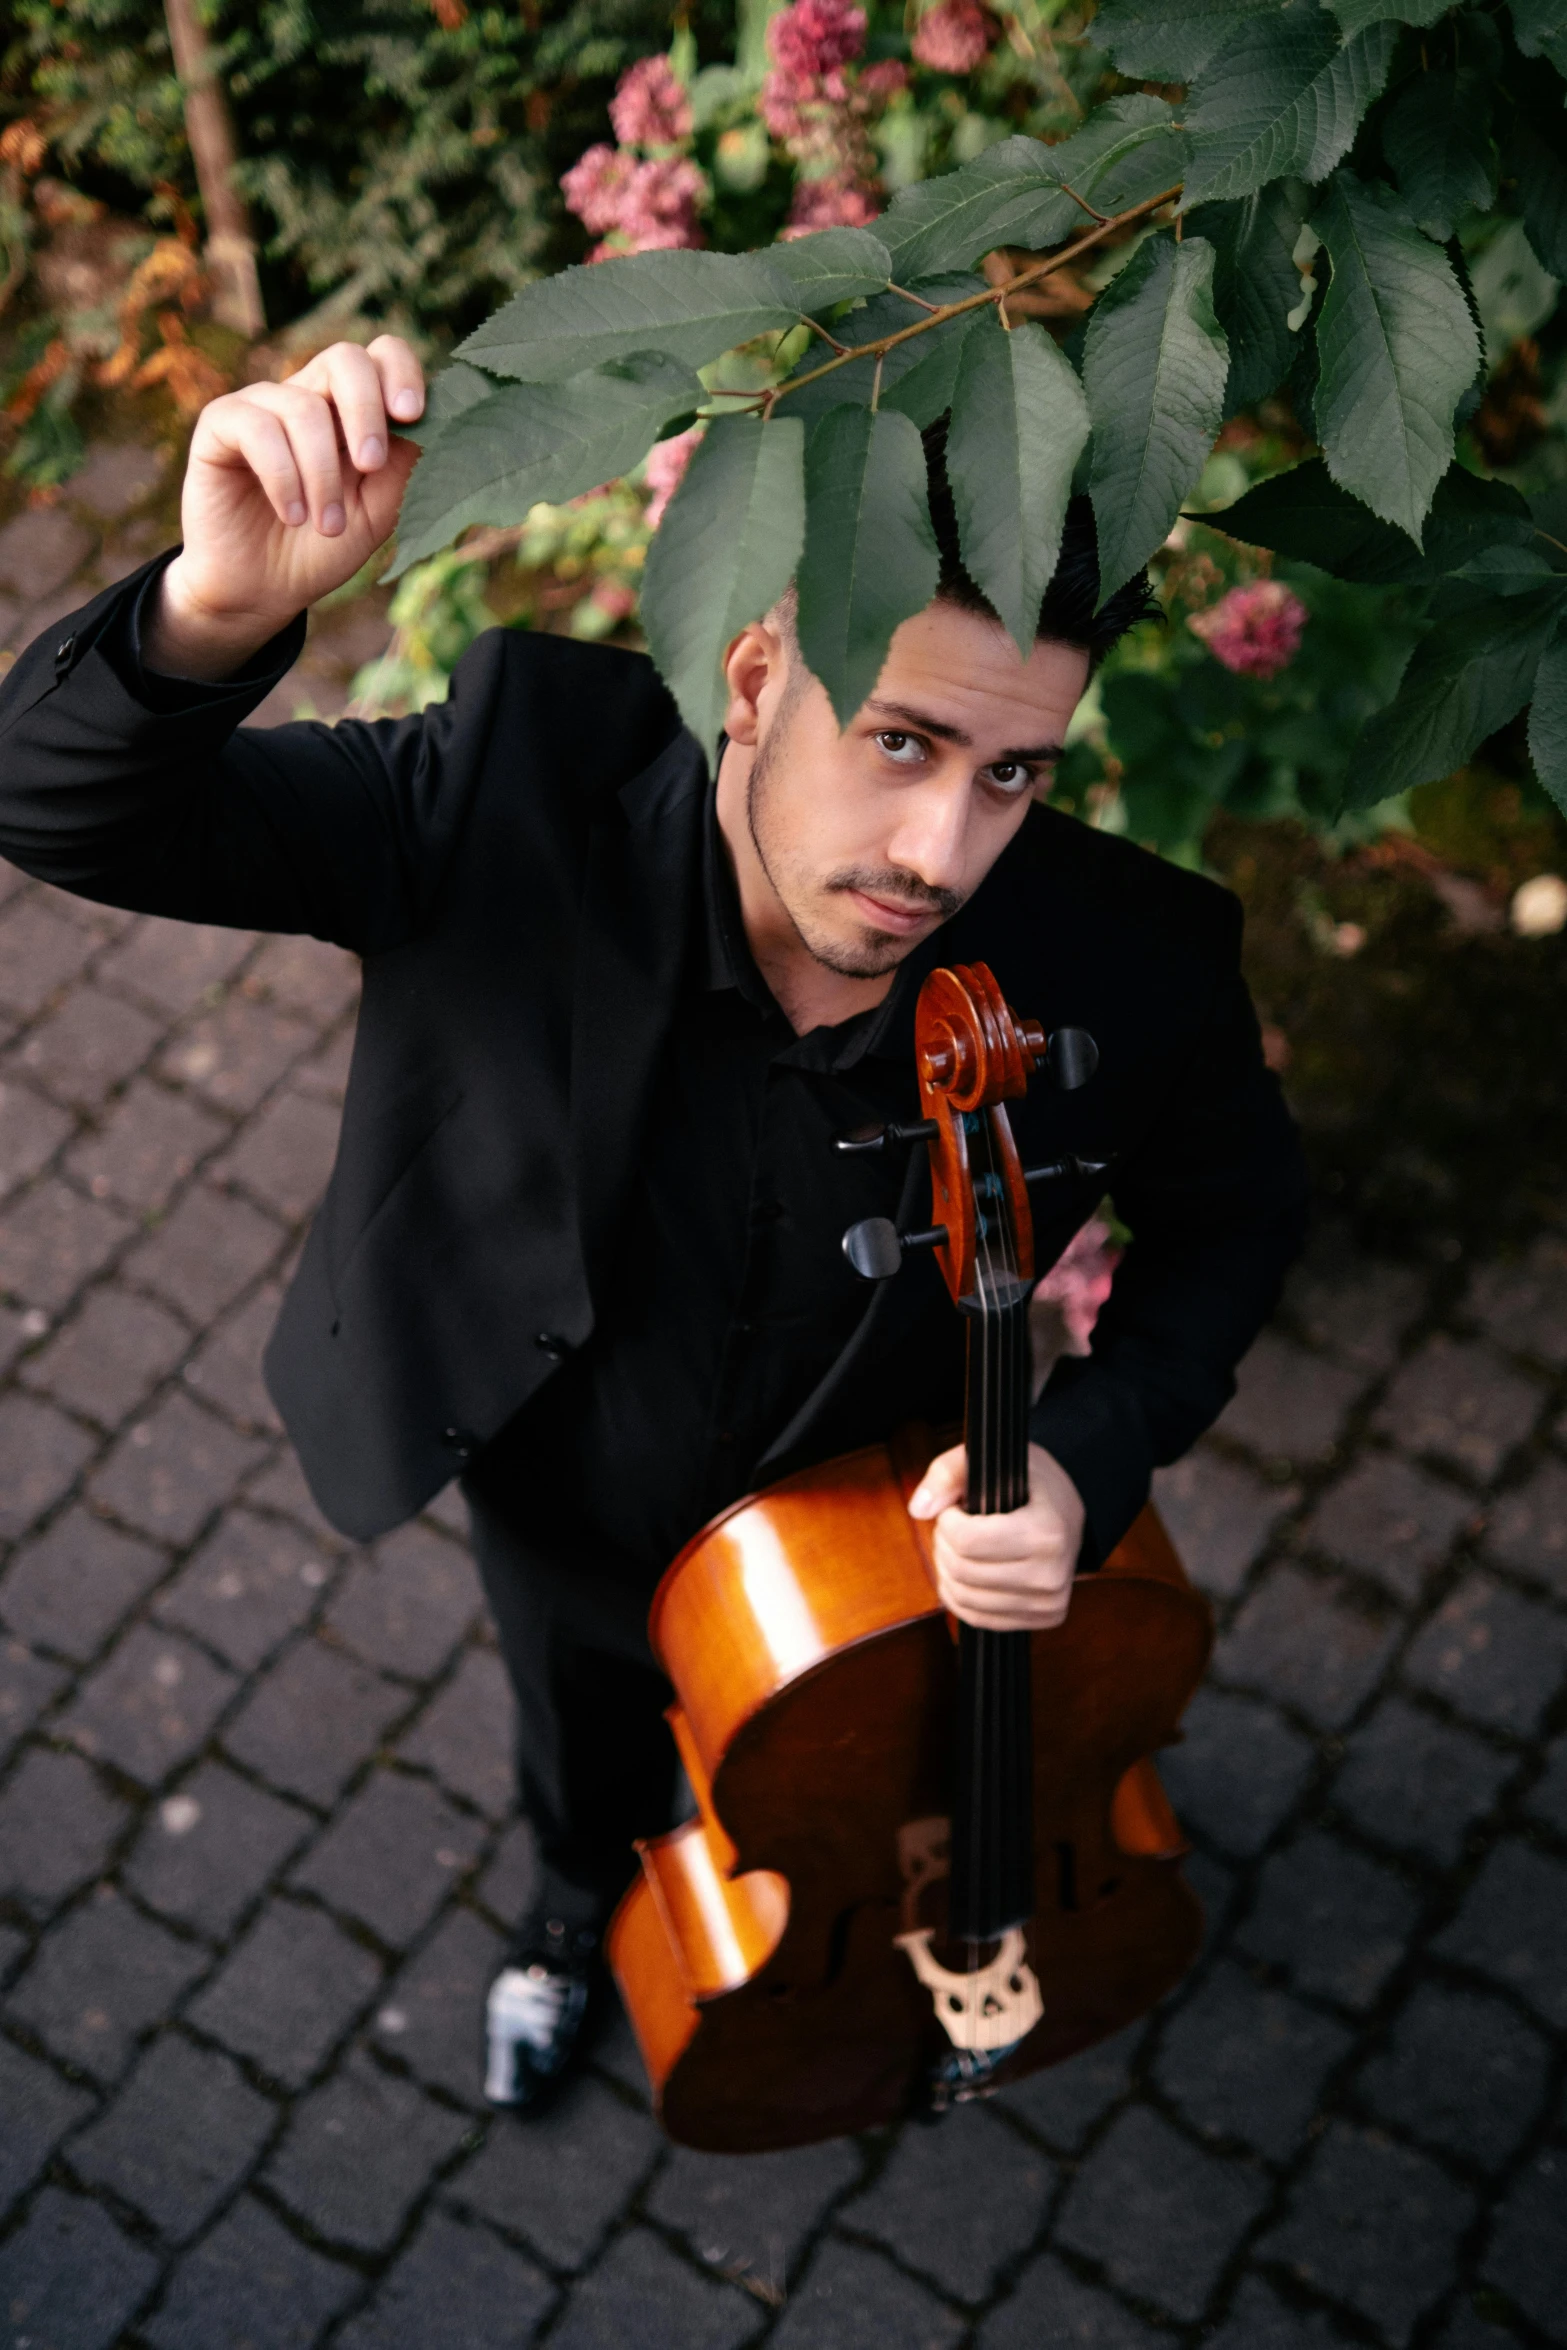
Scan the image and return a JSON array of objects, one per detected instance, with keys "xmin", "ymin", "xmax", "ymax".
[
  {"xmin": 907, "ymin": 1441, "xmax": 1083, "ymax": 1631},
  {"xmin": 148, "ymin": 336, "xmax": 425, "ymax": 681}
]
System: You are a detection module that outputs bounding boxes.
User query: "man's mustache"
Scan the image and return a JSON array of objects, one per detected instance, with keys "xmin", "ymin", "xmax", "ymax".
[{"xmin": 825, "ymin": 867, "xmax": 964, "ymax": 922}]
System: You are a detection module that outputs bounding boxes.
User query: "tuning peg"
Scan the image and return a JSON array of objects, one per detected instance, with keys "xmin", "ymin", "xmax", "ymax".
[
  {"xmin": 842, "ymin": 1217, "xmax": 948, "ymax": 1280},
  {"xmin": 834, "ymin": 1119, "xmax": 940, "ymax": 1155},
  {"xmin": 1046, "ymin": 1029, "xmax": 1098, "ymax": 1091},
  {"xmin": 1023, "ymin": 1154, "xmax": 1110, "ymax": 1187}
]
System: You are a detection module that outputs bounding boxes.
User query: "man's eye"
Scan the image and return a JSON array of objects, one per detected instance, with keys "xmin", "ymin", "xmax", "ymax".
[
  {"xmin": 984, "ymin": 762, "xmax": 1034, "ymax": 793},
  {"xmin": 875, "ymin": 731, "xmax": 925, "ymax": 763}
]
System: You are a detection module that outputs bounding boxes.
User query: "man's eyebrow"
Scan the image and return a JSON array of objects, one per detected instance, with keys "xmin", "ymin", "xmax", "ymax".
[{"xmin": 864, "ymin": 700, "xmax": 1064, "ymax": 763}]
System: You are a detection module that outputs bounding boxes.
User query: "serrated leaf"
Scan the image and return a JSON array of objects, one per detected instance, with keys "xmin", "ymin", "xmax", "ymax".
[
  {"xmin": 1086, "ymin": 0, "xmax": 1274, "ymax": 81},
  {"xmin": 946, "ymin": 316, "xmax": 1090, "ymax": 654},
  {"xmin": 1189, "ymin": 181, "xmax": 1310, "ymax": 412},
  {"xmin": 394, "ymin": 360, "xmax": 497, "ymax": 450},
  {"xmin": 1382, "ymin": 68, "xmax": 1497, "ymax": 241},
  {"xmin": 1509, "ymin": 0, "xmax": 1567, "ymax": 72},
  {"xmin": 1527, "ymin": 628, "xmax": 1567, "ymax": 817},
  {"xmin": 456, "ymin": 249, "xmax": 800, "ymax": 383},
  {"xmin": 774, "ymin": 275, "xmax": 987, "ymax": 429},
  {"xmin": 640, "ymin": 416, "xmax": 806, "ymax": 758},
  {"xmin": 1329, "ymin": 0, "xmax": 1451, "ymax": 30},
  {"xmin": 1182, "ymin": 6, "xmax": 1398, "ymax": 208},
  {"xmin": 1216, "ymin": 457, "xmax": 1534, "ymax": 583},
  {"xmin": 1506, "ymin": 120, "xmax": 1567, "ymax": 280},
  {"xmin": 1312, "ymin": 170, "xmax": 1480, "ymax": 546},
  {"xmin": 763, "ymin": 228, "xmax": 893, "ymax": 312},
  {"xmin": 387, "ymin": 353, "xmax": 703, "ymax": 577},
  {"xmin": 1345, "ymin": 582, "xmax": 1567, "ymax": 805},
  {"xmin": 796, "ymin": 406, "xmax": 941, "ymax": 724},
  {"xmin": 1083, "ymin": 232, "xmax": 1230, "ymax": 600}
]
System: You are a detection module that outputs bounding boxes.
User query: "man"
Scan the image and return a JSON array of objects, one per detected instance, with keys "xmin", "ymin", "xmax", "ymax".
[{"xmin": 0, "ymin": 336, "xmax": 1307, "ymax": 2110}]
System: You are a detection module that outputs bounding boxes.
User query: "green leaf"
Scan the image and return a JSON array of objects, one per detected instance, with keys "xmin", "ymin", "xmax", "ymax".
[
  {"xmin": 1083, "ymin": 232, "xmax": 1230, "ymax": 599},
  {"xmin": 455, "ymin": 250, "xmax": 800, "ymax": 383},
  {"xmin": 774, "ymin": 275, "xmax": 986, "ymax": 429},
  {"xmin": 1509, "ymin": 0, "xmax": 1567, "ymax": 73},
  {"xmin": 1381, "ymin": 69, "xmax": 1497, "ymax": 241},
  {"xmin": 1312, "ymin": 171, "xmax": 1480, "ymax": 546},
  {"xmin": 1004, "ymin": 97, "xmax": 1189, "ymax": 256},
  {"xmin": 946, "ymin": 316, "xmax": 1090, "ymax": 654},
  {"xmin": 1345, "ymin": 582, "xmax": 1567, "ymax": 805},
  {"xmin": 387, "ymin": 353, "xmax": 704, "ymax": 577},
  {"xmin": 1182, "ymin": 5, "xmax": 1399, "ymax": 208},
  {"xmin": 1216, "ymin": 457, "xmax": 1534, "ymax": 583},
  {"xmin": 1086, "ymin": 0, "xmax": 1274, "ymax": 81},
  {"xmin": 394, "ymin": 360, "xmax": 496, "ymax": 450},
  {"xmin": 641, "ymin": 416, "xmax": 806, "ymax": 759},
  {"xmin": 1189, "ymin": 180, "xmax": 1310, "ymax": 411},
  {"xmin": 796, "ymin": 406, "xmax": 941, "ymax": 724},
  {"xmin": 762, "ymin": 228, "xmax": 893, "ymax": 313},
  {"xmin": 1329, "ymin": 0, "xmax": 1451, "ymax": 31},
  {"xmin": 1506, "ymin": 119, "xmax": 1567, "ymax": 280},
  {"xmin": 1527, "ymin": 628, "xmax": 1567, "ymax": 817}
]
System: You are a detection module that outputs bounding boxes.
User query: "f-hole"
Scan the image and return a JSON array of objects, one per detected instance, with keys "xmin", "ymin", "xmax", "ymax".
[{"xmin": 1055, "ymin": 1841, "xmax": 1079, "ymax": 1913}]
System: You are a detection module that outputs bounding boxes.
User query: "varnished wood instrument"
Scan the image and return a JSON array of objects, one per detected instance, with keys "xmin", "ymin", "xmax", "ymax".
[{"xmin": 607, "ymin": 962, "xmax": 1212, "ymax": 2150}]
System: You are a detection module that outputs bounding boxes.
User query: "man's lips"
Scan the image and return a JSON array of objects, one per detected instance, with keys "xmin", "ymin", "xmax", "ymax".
[{"xmin": 846, "ymin": 887, "xmax": 938, "ymax": 935}]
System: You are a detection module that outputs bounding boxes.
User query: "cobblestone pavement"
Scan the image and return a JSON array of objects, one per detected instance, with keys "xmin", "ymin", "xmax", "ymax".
[{"xmin": 1, "ymin": 454, "xmax": 1565, "ymax": 2350}]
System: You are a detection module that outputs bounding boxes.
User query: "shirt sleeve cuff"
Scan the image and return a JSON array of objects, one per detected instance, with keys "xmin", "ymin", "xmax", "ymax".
[
  {"xmin": 1029, "ymin": 1356, "xmax": 1153, "ymax": 1574},
  {"xmin": 104, "ymin": 549, "xmax": 307, "ymax": 713}
]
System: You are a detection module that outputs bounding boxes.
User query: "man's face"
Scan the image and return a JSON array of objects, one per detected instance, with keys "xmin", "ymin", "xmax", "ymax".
[{"xmin": 724, "ymin": 600, "xmax": 1090, "ymax": 982}]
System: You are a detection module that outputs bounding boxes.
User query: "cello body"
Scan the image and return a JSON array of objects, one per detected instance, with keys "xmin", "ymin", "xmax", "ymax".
[{"xmin": 608, "ymin": 1429, "xmax": 1212, "ymax": 2152}]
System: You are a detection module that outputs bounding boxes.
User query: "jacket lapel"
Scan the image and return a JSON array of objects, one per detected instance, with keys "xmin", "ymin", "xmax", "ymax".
[{"xmin": 570, "ymin": 727, "xmax": 708, "ymax": 1302}]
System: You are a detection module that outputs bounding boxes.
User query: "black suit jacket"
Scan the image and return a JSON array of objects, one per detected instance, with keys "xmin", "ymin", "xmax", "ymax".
[{"xmin": 0, "ymin": 556, "xmax": 1308, "ymax": 1548}]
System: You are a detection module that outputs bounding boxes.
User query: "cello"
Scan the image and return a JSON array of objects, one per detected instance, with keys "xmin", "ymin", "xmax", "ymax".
[{"xmin": 607, "ymin": 961, "xmax": 1212, "ymax": 2150}]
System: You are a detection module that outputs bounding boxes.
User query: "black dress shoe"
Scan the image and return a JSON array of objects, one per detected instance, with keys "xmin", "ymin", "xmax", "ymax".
[{"xmin": 483, "ymin": 1911, "xmax": 600, "ymax": 2111}]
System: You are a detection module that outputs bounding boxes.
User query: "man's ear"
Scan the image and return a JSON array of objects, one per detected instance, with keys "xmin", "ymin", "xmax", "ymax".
[{"xmin": 720, "ymin": 620, "xmax": 786, "ymax": 749}]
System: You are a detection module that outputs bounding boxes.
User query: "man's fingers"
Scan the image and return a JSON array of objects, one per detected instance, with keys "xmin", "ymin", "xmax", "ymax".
[
  {"xmin": 243, "ymin": 383, "xmax": 347, "ymax": 534},
  {"xmin": 297, "ymin": 342, "xmax": 397, "ymax": 475},
  {"xmin": 192, "ymin": 398, "xmax": 307, "ymax": 527},
  {"xmin": 933, "ymin": 1506, "xmax": 1071, "ymax": 1566},
  {"xmin": 907, "ymin": 1443, "xmax": 966, "ymax": 1520},
  {"xmin": 936, "ymin": 1571, "xmax": 1070, "ymax": 1630},
  {"xmin": 367, "ymin": 333, "xmax": 426, "ymax": 425},
  {"xmin": 933, "ymin": 1536, "xmax": 1072, "ymax": 1594}
]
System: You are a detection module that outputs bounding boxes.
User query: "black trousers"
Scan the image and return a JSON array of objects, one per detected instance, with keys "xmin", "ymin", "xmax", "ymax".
[{"xmin": 461, "ymin": 1479, "xmax": 683, "ymax": 1916}]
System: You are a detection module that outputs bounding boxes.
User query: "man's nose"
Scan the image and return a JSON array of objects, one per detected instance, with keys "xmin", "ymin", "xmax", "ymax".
[{"xmin": 886, "ymin": 778, "xmax": 970, "ymax": 893}]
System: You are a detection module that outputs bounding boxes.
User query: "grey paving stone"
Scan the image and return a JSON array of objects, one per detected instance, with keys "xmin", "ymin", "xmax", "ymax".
[
  {"xmin": 241, "ymin": 1443, "xmax": 345, "ymax": 1545},
  {"xmin": 159, "ymin": 995, "xmax": 315, "ymax": 1112},
  {"xmin": 1357, "ymin": 1983, "xmax": 1550, "ymax": 2170},
  {"xmin": 0, "ymin": 895, "xmax": 95, "ymax": 1019},
  {"xmin": 1484, "ymin": 1456, "xmax": 1567, "ymax": 1598},
  {"xmin": 995, "ymin": 2020, "xmax": 1144, "ymax": 2150},
  {"xmin": 1304, "ymin": 1454, "xmax": 1474, "ymax": 1603},
  {"xmin": 0, "ymin": 2185, "xmax": 159, "ymax": 2350},
  {"xmin": 1155, "ymin": 1957, "xmax": 1353, "ymax": 2161},
  {"xmin": 399, "ymin": 1645, "xmax": 515, "ymax": 1817},
  {"xmin": 0, "ymin": 1922, "xmax": 26, "ymax": 1979},
  {"xmin": 217, "ymin": 1088, "xmax": 342, "ymax": 1222},
  {"xmin": 0, "ymin": 1390, "xmax": 97, "ymax": 1539},
  {"xmin": 547, "ymin": 2225, "xmax": 763, "ymax": 2350},
  {"xmin": 1467, "ymin": 1237, "xmax": 1567, "ymax": 1368},
  {"xmin": 325, "ymin": 1522, "xmax": 480, "ymax": 1680},
  {"xmin": 0, "ymin": 2033, "xmax": 95, "ymax": 2208},
  {"xmin": 1151, "ymin": 1447, "xmax": 1294, "ymax": 1600},
  {"xmin": 978, "ymin": 2253, "xmax": 1170, "ymax": 2349},
  {"xmin": 90, "ymin": 1391, "xmax": 268, "ymax": 1546},
  {"xmin": 1433, "ymin": 1842, "xmax": 1567, "ymax": 2028},
  {"xmin": 0, "ymin": 1504, "xmax": 165, "ymax": 1662},
  {"xmin": 1182, "ymin": 1847, "xmax": 1239, "ymax": 1952},
  {"xmin": 589, "ymin": 1995, "xmax": 652, "ymax": 2103},
  {"xmin": 180, "ymin": 1282, "xmax": 285, "ymax": 1433},
  {"xmin": 143, "ymin": 2192, "xmax": 360, "ymax": 2350},
  {"xmin": 1237, "ymin": 1832, "xmax": 1420, "ymax": 2011},
  {"xmin": 371, "ymin": 1903, "xmax": 506, "ymax": 2103},
  {"xmin": 7, "ymin": 1889, "xmax": 207, "ymax": 2076},
  {"xmin": 1526, "ymin": 1738, "xmax": 1567, "ymax": 1833},
  {"xmin": 1403, "ymin": 1574, "xmax": 1567, "ymax": 1735},
  {"xmin": 67, "ymin": 439, "xmax": 167, "ymax": 519},
  {"xmin": 126, "ymin": 1181, "xmax": 282, "ymax": 1326},
  {"xmin": 64, "ymin": 1076, "xmax": 228, "ymax": 1214},
  {"xmin": 0, "ymin": 1175, "xmax": 132, "ymax": 1314},
  {"xmin": 0, "ymin": 507, "xmax": 96, "ymax": 595},
  {"xmin": 96, "ymin": 917, "xmax": 255, "ymax": 1018},
  {"xmin": 156, "ymin": 1506, "xmax": 328, "ymax": 1670},
  {"xmin": 1432, "ymin": 2303, "xmax": 1534, "ymax": 2350},
  {"xmin": 1055, "ymin": 2104, "xmax": 1268, "ymax": 2322},
  {"xmin": 849, "ymin": 2100, "xmax": 1053, "ymax": 2302},
  {"xmin": 1215, "ymin": 1565, "xmax": 1400, "ymax": 1730},
  {"xmin": 1157, "ymin": 1685, "xmax": 1316, "ymax": 1859},
  {"xmin": 61, "ymin": 1622, "xmax": 237, "ymax": 1785},
  {"xmin": 70, "ymin": 2030, "xmax": 274, "ymax": 2240},
  {"xmin": 291, "ymin": 1767, "xmax": 484, "ymax": 1947},
  {"xmin": 264, "ymin": 2053, "xmax": 469, "ymax": 2251},
  {"xmin": 1481, "ymin": 2146, "xmax": 1567, "ymax": 2339},
  {"xmin": 0, "ymin": 1299, "xmax": 28, "ymax": 1377},
  {"xmin": 13, "ymin": 984, "xmax": 161, "ymax": 1108},
  {"xmin": 449, "ymin": 2071, "xmax": 660, "ymax": 2267},
  {"xmin": 222, "ymin": 1636, "xmax": 407, "ymax": 1805},
  {"xmin": 1217, "ymin": 1331, "xmax": 1367, "ymax": 1463},
  {"xmin": 125, "ymin": 1761, "xmax": 311, "ymax": 1938},
  {"xmin": 1206, "ymin": 2273, "xmax": 1360, "ymax": 2348},
  {"xmin": 337, "ymin": 2206, "xmax": 554, "ymax": 2350},
  {"xmin": 292, "ymin": 1020, "xmax": 354, "ymax": 1104},
  {"xmin": 477, "ymin": 1815, "xmax": 538, "ymax": 1927},
  {"xmin": 0, "ymin": 1744, "xmax": 127, "ymax": 1914},
  {"xmin": 1259, "ymin": 2120, "xmax": 1476, "ymax": 2346},
  {"xmin": 1284, "ymin": 1230, "xmax": 1428, "ymax": 1373},
  {"xmin": 187, "ymin": 1899, "xmax": 381, "ymax": 2087},
  {"xmin": 1375, "ymin": 1337, "xmax": 1543, "ymax": 1482},
  {"xmin": 650, "ymin": 2136, "xmax": 861, "ymax": 2292},
  {"xmin": 1333, "ymin": 1696, "xmax": 1517, "ymax": 1865},
  {"xmin": 0, "ymin": 1076, "xmax": 73, "ymax": 1197},
  {"xmin": 0, "ymin": 1634, "xmax": 67, "ymax": 1763},
  {"xmin": 20, "ymin": 1284, "xmax": 188, "ymax": 1426},
  {"xmin": 246, "ymin": 932, "xmax": 362, "ymax": 1025}
]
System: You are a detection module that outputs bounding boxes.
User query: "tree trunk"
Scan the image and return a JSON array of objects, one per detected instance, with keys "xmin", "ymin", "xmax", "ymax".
[{"xmin": 162, "ymin": 0, "xmax": 265, "ymax": 340}]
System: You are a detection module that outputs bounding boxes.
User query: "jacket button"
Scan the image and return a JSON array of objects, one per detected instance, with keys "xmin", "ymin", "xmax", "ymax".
[
  {"xmin": 535, "ymin": 1332, "xmax": 569, "ymax": 1360},
  {"xmin": 442, "ymin": 1425, "xmax": 475, "ymax": 1461},
  {"xmin": 53, "ymin": 636, "xmax": 76, "ymax": 678}
]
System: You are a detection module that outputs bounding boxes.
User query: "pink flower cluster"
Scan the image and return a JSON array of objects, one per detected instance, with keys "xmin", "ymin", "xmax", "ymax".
[
  {"xmin": 643, "ymin": 423, "xmax": 703, "ymax": 528},
  {"xmin": 562, "ymin": 53, "xmax": 707, "ymax": 259},
  {"xmin": 609, "ymin": 54, "xmax": 692, "ymax": 149},
  {"xmin": 760, "ymin": 0, "xmax": 897, "ymax": 234},
  {"xmin": 911, "ymin": 0, "xmax": 996, "ymax": 74},
  {"xmin": 1033, "ymin": 1216, "xmax": 1121, "ymax": 1359},
  {"xmin": 1188, "ymin": 579, "xmax": 1308, "ymax": 679}
]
